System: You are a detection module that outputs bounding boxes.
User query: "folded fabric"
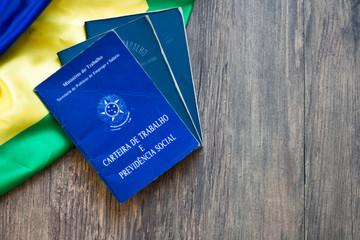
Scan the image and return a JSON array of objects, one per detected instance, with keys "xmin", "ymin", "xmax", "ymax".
[
  {"xmin": 0, "ymin": 0, "xmax": 194, "ymax": 196},
  {"xmin": 0, "ymin": 0, "xmax": 51, "ymax": 56}
]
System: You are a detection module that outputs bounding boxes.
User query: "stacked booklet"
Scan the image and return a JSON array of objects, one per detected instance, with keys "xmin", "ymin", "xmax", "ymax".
[{"xmin": 34, "ymin": 8, "xmax": 202, "ymax": 203}]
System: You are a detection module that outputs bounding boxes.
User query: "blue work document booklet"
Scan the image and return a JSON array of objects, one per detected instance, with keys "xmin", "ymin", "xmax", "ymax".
[
  {"xmin": 58, "ymin": 16, "xmax": 201, "ymax": 145},
  {"xmin": 85, "ymin": 8, "xmax": 202, "ymax": 144},
  {"xmin": 35, "ymin": 31, "xmax": 200, "ymax": 203}
]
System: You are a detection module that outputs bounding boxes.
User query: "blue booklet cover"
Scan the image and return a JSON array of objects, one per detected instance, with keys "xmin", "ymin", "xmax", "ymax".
[
  {"xmin": 35, "ymin": 31, "xmax": 200, "ymax": 203},
  {"xmin": 58, "ymin": 16, "xmax": 201, "ymax": 144},
  {"xmin": 85, "ymin": 8, "xmax": 203, "ymax": 144}
]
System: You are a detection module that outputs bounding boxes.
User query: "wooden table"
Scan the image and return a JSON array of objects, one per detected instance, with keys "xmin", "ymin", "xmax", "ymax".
[{"xmin": 1, "ymin": 0, "xmax": 359, "ymax": 239}]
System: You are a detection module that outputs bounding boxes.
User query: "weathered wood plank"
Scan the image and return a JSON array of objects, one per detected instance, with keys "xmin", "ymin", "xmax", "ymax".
[
  {"xmin": 304, "ymin": 0, "xmax": 360, "ymax": 239},
  {"xmin": 187, "ymin": 0, "xmax": 305, "ymax": 238}
]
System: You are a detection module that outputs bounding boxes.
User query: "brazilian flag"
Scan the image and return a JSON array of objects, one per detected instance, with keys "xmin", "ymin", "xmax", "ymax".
[{"xmin": 0, "ymin": 0, "xmax": 195, "ymax": 196}]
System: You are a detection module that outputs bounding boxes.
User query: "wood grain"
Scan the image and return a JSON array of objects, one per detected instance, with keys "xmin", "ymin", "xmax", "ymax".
[
  {"xmin": 304, "ymin": 0, "xmax": 360, "ymax": 239},
  {"xmin": 0, "ymin": 0, "xmax": 359, "ymax": 239},
  {"xmin": 179, "ymin": 0, "xmax": 305, "ymax": 238}
]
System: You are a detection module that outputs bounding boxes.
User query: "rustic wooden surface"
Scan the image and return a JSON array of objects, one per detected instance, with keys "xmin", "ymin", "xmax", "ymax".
[
  {"xmin": 304, "ymin": 1, "xmax": 360, "ymax": 239},
  {"xmin": 0, "ymin": 0, "xmax": 359, "ymax": 239}
]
